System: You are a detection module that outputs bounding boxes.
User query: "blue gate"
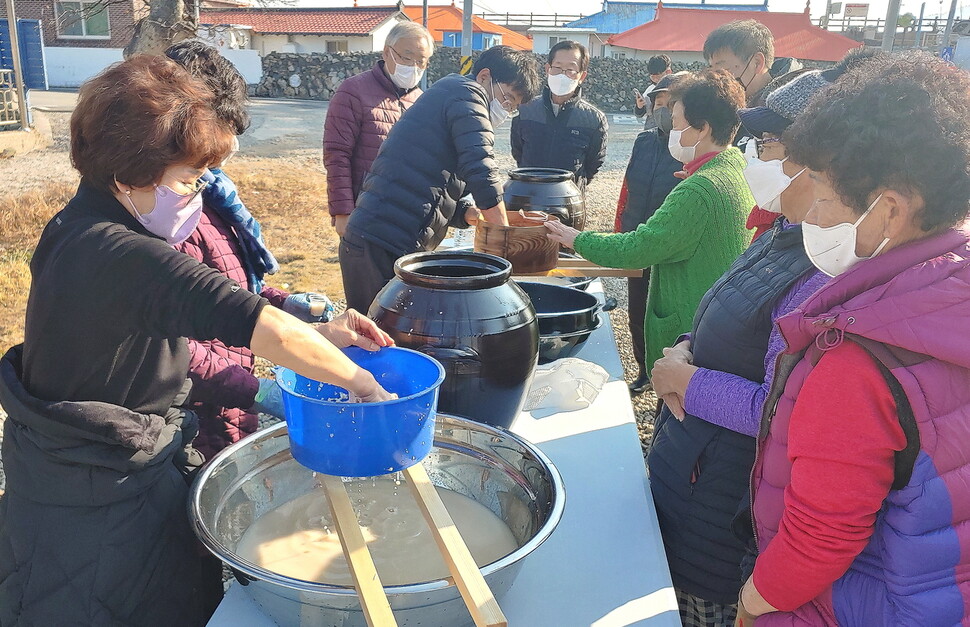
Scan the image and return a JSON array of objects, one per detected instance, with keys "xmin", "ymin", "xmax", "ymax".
[{"xmin": 0, "ymin": 19, "xmax": 48, "ymax": 91}]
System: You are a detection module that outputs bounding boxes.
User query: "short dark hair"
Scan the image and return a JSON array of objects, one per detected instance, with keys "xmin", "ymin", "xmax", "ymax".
[
  {"xmin": 669, "ymin": 69, "xmax": 746, "ymax": 145},
  {"xmin": 548, "ymin": 40, "xmax": 590, "ymax": 73},
  {"xmin": 703, "ymin": 20, "xmax": 775, "ymax": 67},
  {"xmin": 786, "ymin": 52, "xmax": 970, "ymax": 232},
  {"xmin": 165, "ymin": 39, "xmax": 250, "ymax": 135},
  {"xmin": 647, "ymin": 54, "xmax": 671, "ymax": 75},
  {"xmin": 71, "ymin": 55, "xmax": 234, "ymax": 192},
  {"xmin": 473, "ymin": 45, "xmax": 541, "ymax": 102}
]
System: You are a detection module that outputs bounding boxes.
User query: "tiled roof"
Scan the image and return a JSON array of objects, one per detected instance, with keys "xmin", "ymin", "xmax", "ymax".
[
  {"xmin": 566, "ymin": 1, "xmax": 767, "ymax": 34},
  {"xmin": 607, "ymin": 6, "xmax": 861, "ymax": 62},
  {"xmin": 200, "ymin": 7, "xmax": 401, "ymax": 35},
  {"xmin": 402, "ymin": 5, "xmax": 532, "ymax": 50}
]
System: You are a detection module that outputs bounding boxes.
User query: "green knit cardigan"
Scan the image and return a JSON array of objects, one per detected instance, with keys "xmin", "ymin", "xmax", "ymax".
[{"xmin": 575, "ymin": 147, "xmax": 754, "ymax": 367}]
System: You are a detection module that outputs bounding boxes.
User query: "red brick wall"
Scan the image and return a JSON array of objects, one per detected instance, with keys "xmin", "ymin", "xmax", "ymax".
[{"xmin": 0, "ymin": 0, "xmax": 136, "ymax": 48}]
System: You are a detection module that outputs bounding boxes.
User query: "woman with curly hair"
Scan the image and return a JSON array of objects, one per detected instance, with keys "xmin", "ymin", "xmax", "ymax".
[{"xmin": 736, "ymin": 52, "xmax": 970, "ymax": 626}]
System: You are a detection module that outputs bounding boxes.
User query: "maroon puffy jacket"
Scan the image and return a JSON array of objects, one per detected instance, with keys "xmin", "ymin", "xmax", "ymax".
[
  {"xmin": 323, "ymin": 60, "xmax": 421, "ymax": 217},
  {"xmin": 175, "ymin": 206, "xmax": 289, "ymax": 461}
]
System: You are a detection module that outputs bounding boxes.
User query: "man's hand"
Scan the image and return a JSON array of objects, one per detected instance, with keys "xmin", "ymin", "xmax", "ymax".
[
  {"xmin": 333, "ymin": 214, "xmax": 350, "ymax": 237},
  {"xmin": 544, "ymin": 219, "xmax": 581, "ymax": 249},
  {"xmin": 480, "ymin": 203, "xmax": 509, "ymax": 227},
  {"xmin": 464, "ymin": 205, "xmax": 482, "ymax": 226},
  {"xmin": 316, "ymin": 309, "xmax": 395, "ymax": 351},
  {"xmin": 633, "ymin": 88, "xmax": 646, "ymax": 109}
]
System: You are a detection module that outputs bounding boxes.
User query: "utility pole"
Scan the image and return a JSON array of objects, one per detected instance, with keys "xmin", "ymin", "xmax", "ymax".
[
  {"xmin": 822, "ymin": 0, "xmax": 833, "ymax": 28},
  {"xmin": 4, "ymin": 0, "xmax": 29, "ymax": 130},
  {"xmin": 941, "ymin": 0, "xmax": 958, "ymax": 53},
  {"xmin": 882, "ymin": 0, "xmax": 903, "ymax": 50},
  {"xmin": 917, "ymin": 2, "xmax": 926, "ymax": 46},
  {"xmin": 460, "ymin": 0, "xmax": 473, "ymax": 75},
  {"xmin": 421, "ymin": 0, "xmax": 429, "ymax": 89}
]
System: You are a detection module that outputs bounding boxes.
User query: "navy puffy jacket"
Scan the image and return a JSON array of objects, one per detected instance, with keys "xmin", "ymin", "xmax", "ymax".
[{"xmin": 347, "ymin": 74, "xmax": 504, "ymax": 257}]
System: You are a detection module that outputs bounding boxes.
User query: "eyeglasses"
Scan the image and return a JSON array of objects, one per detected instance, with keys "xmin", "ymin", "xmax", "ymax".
[
  {"xmin": 548, "ymin": 66, "xmax": 580, "ymax": 79},
  {"xmin": 749, "ymin": 136, "xmax": 782, "ymax": 158},
  {"xmin": 389, "ymin": 46, "xmax": 429, "ymax": 69},
  {"xmin": 494, "ymin": 81, "xmax": 520, "ymax": 117}
]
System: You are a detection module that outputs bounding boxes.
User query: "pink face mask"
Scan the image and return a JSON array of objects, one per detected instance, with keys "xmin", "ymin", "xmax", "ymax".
[{"xmin": 122, "ymin": 177, "xmax": 207, "ymax": 245}]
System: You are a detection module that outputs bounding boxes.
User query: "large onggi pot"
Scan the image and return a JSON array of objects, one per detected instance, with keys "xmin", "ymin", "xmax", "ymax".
[
  {"xmin": 504, "ymin": 167, "xmax": 586, "ymax": 231},
  {"xmin": 369, "ymin": 251, "xmax": 538, "ymax": 429},
  {"xmin": 190, "ymin": 415, "xmax": 565, "ymax": 627}
]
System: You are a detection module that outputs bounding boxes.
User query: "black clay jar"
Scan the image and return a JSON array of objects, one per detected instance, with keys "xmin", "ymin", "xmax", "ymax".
[
  {"xmin": 504, "ymin": 167, "xmax": 586, "ymax": 231},
  {"xmin": 369, "ymin": 251, "xmax": 539, "ymax": 429}
]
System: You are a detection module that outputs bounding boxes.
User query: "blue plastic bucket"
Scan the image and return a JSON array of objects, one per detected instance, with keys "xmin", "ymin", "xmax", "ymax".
[{"xmin": 276, "ymin": 346, "xmax": 446, "ymax": 477}]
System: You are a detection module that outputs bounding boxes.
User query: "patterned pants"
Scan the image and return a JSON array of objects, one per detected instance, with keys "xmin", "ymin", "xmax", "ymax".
[{"xmin": 676, "ymin": 588, "xmax": 739, "ymax": 627}]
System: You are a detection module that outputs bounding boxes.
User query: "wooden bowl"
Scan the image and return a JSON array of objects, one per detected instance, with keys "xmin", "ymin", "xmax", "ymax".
[{"xmin": 474, "ymin": 212, "xmax": 559, "ymax": 274}]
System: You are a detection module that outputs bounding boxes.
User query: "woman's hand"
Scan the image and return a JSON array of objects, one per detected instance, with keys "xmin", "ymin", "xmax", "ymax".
[
  {"xmin": 651, "ymin": 347, "xmax": 698, "ymax": 419},
  {"xmin": 661, "ymin": 393, "xmax": 686, "ymax": 420},
  {"xmin": 669, "ymin": 339, "xmax": 693, "ymax": 360},
  {"xmin": 545, "ymin": 220, "xmax": 582, "ymax": 249},
  {"xmin": 316, "ymin": 309, "xmax": 395, "ymax": 351},
  {"xmin": 735, "ymin": 576, "xmax": 778, "ymax": 626}
]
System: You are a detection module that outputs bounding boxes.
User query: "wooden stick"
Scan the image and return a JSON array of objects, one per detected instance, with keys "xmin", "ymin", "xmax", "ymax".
[
  {"xmin": 516, "ymin": 267, "xmax": 643, "ymax": 278},
  {"xmin": 319, "ymin": 474, "xmax": 398, "ymax": 627},
  {"xmin": 403, "ymin": 464, "xmax": 508, "ymax": 627}
]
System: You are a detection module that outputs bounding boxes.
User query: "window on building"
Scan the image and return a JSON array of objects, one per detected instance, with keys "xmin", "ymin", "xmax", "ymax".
[
  {"xmin": 55, "ymin": 1, "xmax": 110, "ymax": 38},
  {"xmin": 612, "ymin": 51, "xmax": 627, "ymax": 59},
  {"xmin": 549, "ymin": 36, "xmax": 565, "ymax": 46},
  {"xmin": 326, "ymin": 40, "xmax": 349, "ymax": 53}
]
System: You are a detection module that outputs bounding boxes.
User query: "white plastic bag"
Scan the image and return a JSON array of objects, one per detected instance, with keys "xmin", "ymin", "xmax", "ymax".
[{"xmin": 525, "ymin": 358, "xmax": 610, "ymax": 413}]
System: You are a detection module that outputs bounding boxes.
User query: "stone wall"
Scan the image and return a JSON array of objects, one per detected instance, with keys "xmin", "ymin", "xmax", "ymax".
[
  {"xmin": 255, "ymin": 48, "xmax": 707, "ymax": 112},
  {"xmin": 260, "ymin": 48, "xmax": 842, "ymax": 112}
]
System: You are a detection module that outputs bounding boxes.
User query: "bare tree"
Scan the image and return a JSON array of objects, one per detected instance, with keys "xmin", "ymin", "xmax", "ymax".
[{"xmin": 125, "ymin": 0, "xmax": 198, "ymax": 56}]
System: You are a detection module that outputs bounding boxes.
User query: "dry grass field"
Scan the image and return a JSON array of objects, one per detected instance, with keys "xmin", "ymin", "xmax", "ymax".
[{"xmin": 0, "ymin": 157, "xmax": 346, "ymax": 350}]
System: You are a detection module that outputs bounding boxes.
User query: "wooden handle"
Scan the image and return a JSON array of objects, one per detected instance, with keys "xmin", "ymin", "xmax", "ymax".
[
  {"xmin": 403, "ymin": 464, "xmax": 508, "ymax": 627},
  {"xmin": 319, "ymin": 474, "xmax": 398, "ymax": 627},
  {"xmin": 517, "ymin": 267, "xmax": 643, "ymax": 278}
]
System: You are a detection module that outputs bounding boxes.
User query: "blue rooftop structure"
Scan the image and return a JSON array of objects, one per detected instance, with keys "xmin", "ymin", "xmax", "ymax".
[{"xmin": 565, "ymin": 0, "xmax": 768, "ymax": 34}]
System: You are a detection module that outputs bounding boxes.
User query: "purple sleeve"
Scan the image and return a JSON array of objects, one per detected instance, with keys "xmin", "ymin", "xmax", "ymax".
[
  {"xmin": 186, "ymin": 339, "xmax": 260, "ymax": 409},
  {"xmin": 259, "ymin": 286, "xmax": 290, "ymax": 309},
  {"xmin": 683, "ymin": 270, "xmax": 829, "ymax": 436}
]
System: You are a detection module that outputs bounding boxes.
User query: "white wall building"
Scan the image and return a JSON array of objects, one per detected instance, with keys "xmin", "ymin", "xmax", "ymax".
[{"xmin": 527, "ymin": 27, "xmax": 602, "ymax": 57}]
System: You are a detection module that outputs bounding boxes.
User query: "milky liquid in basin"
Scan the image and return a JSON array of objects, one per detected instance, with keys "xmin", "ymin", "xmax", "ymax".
[{"xmin": 235, "ymin": 477, "xmax": 519, "ymax": 586}]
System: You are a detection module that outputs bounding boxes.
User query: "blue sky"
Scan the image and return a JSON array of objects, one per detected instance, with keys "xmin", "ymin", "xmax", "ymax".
[{"xmin": 297, "ymin": 0, "xmax": 966, "ymax": 24}]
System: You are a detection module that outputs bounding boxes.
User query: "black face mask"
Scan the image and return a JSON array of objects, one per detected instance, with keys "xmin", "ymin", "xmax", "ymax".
[
  {"xmin": 653, "ymin": 106, "xmax": 673, "ymax": 134},
  {"xmin": 736, "ymin": 54, "xmax": 757, "ymax": 91}
]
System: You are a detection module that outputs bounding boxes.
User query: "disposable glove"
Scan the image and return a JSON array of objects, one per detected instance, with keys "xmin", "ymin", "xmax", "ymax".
[
  {"xmin": 252, "ymin": 378, "xmax": 285, "ymax": 418},
  {"xmin": 282, "ymin": 292, "xmax": 336, "ymax": 323}
]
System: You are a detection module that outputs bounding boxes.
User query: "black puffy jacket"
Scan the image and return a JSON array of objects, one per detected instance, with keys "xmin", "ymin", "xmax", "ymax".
[
  {"xmin": 510, "ymin": 86, "xmax": 608, "ymax": 190},
  {"xmin": 0, "ymin": 346, "xmax": 217, "ymax": 626},
  {"xmin": 616, "ymin": 128, "xmax": 681, "ymax": 233},
  {"xmin": 347, "ymin": 73, "xmax": 504, "ymax": 257}
]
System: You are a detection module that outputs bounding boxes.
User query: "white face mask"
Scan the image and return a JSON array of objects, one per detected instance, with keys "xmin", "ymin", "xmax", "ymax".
[
  {"xmin": 388, "ymin": 47, "xmax": 423, "ymax": 90},
  {"xmin": 801, "ymin": 193, "xmax": 890, "ymax": 277},
  {"xmin": 743, "ymin": 157, "xmax": 806, "ymax": 214},
  {"xmin": 547, "ymin": 72, "xmax": 579, "ymax": 97},
  {"xmin": 489, "ymin": 80, "xmax": 511, "ymax": 127},
  {"xmin": 668, "ymin": 126, "xmax": 701, "ymax": 164}
]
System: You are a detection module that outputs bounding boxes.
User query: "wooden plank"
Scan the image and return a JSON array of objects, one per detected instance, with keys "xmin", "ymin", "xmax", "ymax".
[
  {"xmin": 403, "ymin": 464, "xmax": 508, "ymax": 627},
  {"xmin": 516, "ymin": 267, "xmax": 643, "ymax": 278},
  {"xmin": 319, "ymin": 474, "xmax": 398, "ymax": 627}
]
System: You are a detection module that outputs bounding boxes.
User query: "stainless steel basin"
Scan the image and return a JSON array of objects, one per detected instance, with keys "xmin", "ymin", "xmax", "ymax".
[{"xmin": 190, "ymin": 414, "xmax": 565, "ymax": 626}]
